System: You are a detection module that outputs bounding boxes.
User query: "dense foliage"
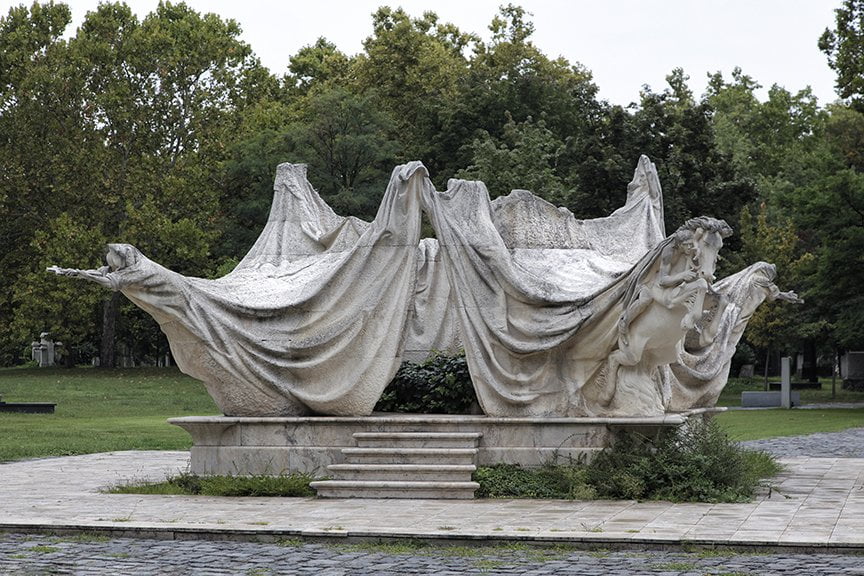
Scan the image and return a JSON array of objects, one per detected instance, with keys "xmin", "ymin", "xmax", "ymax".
[
  {"xmin": 1, "ymin": 1, "xmax": 862, "ymax": 371},
  {"xmin": 108, "ymin": 472, "xmax": 317, "ymax": 497},
  {"xmin": 475, "ymin": 419, "xmax": 781, "ymax": 503},
  {"xmin": 374, "ymin": 352, "xmax": 478, "ymax": 414}
]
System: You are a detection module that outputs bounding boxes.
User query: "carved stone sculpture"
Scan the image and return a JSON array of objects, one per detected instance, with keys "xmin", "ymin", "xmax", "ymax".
[{"xmin": 50, "ymin": 156, "xmax": 798, "ymax": 418}]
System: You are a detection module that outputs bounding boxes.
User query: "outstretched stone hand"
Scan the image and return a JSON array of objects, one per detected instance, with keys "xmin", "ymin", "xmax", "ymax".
[
  {"xmin": 775, "ymin": 290, "xmax": 802, "ymax": 304},
  {"xmin": 47, "ymin": 265, "xmax": 117, "ymax": 290}
]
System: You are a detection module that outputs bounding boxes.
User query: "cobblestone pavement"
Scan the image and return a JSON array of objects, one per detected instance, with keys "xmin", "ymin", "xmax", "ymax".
[
  {"xmin": 1, "ymin": 532, "xmax": 863, "ymax": 576},
  {"xmin": 4, "ymin": 429, "xmax": 864, "ymax": 575},
  {"xmin": 741, "ymin": 426, "xmax": 864, "ymax": 458}
]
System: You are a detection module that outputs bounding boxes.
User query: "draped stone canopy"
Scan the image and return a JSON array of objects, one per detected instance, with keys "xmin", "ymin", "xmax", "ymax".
[{"xmin": 50, "ymin": 156, "xmax": 798, "ymax": 418}]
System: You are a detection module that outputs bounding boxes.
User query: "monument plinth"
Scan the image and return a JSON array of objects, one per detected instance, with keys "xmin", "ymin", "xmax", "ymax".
[{"xmin": 170, "ymin": 410, "xmax": 721, "ymax": 478}]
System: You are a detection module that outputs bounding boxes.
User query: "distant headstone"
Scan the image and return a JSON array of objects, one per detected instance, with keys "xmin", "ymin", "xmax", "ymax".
[
  {"xmin": 741, "ymin": 390, "xmax": 800, "ymax": 408},
  {"xmin": 780, "ymin": 356, "xmax": 792, "ymax": 409},
  {"xmin": 841, "ymin": 352, "xmax": 864, "ymax": 391},
  {"xmin": 30, "ymin": 332, "xmax": 62, "ymax": 367}
]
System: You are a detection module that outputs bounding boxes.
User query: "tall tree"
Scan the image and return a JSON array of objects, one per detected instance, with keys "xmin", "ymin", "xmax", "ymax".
[
  {"xmin": 630, "ymin": 69, "xmax": 756, "ymax": 233},
  {"xmin": 820, "ymin": 0, "xmax": 864, "ymax": 110},
  {"xmin": 356, "ymin": 7, "xmax": 474, "ymax": 175}
]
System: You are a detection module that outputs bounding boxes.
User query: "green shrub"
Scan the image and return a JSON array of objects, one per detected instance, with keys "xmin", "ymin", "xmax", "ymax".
[
  {"xmin": 474, "ymin": 463, "xmax": 596, "ymax": 500},
  {"xmin": 109, "ymin": 472, "xmax": 317, "ymax": 497},
  {"xmin": 474, "ymin": 419, "xmax": 781, "ymax": 503},
  {"xmin": 375, "ymin": 351, "xmax": 478, "ymax": 414},
  {"xmin": 586, "ymin": 418, "xmax": 782, "ymax": 502}
]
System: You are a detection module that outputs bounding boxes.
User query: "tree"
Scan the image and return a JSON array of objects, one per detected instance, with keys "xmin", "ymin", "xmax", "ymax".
[
  {"xmin": 456, "ymin": 114, "xmax": 567, "ymax": 202},
  {"xmin": 286, "ymin": 37, "xmax": 352, "ymax": 95},
  {"xmin": 629, "ymin": 69, "xmax": 756, "ymax": 233},
  {"xmin": 356, "ymin": 7, "xmax": 474, "ymax": 174},
  {"xmin": 729, "ymin": 204, "xmax": 812, "ymax": 378},
  {"xmin": 820, "ymin": 0, "xmax": 864, "ymax": 109},
  {"xmin": 441, "ymin": 5, "xmax": 602, "ymax": 187},
  {"xmin": 0, "ymin": 2, "xmax": 97, "ymax": 363},
  {"xmin": 769, "ymin": 105, "xmax": 864, "ymax": 357},
  {"xmin": 2, "ymin": 2, "xmax": 279, "ymax": 366},
  {"xmin": 11, "ymin": 214, "xmax": 107, "ymax": 366}
]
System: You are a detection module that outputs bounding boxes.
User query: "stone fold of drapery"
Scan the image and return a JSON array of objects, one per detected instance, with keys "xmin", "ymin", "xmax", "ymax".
[
  {"xmin": 110, "ymin": 162, "xmax": 427, "ymax": 417},
  {"xmin": 417, "ymin": 155, "xmax": 668, "ymax": 416}
]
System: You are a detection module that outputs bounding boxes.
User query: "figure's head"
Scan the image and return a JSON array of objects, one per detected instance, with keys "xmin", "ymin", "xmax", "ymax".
[
  {"xmin": 106, "ymin": 244, "xmax": 139, "ymax": 271},
  {"xmin": 674, "ymin": 217, "xmax": 733, "ymax": 282}
]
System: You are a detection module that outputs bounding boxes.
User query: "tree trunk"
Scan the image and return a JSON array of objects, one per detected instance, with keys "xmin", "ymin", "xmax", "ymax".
[
  {"xmin": 100, "ymin": 292, "xmax": 120, "ymax": 368},
  {"xmin": 801, "ymin": 339, "xmax": 819, "ymax": 383}
]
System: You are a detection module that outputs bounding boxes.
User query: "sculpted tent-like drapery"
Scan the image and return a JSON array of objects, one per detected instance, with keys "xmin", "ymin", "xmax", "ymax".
[
  {"xmin": 94, "ymin": 163, "xmax": 428, "ymax": 416},
  {"xmin": 50, "ymin": 156, "xmax": 797, "ymax": 417}
]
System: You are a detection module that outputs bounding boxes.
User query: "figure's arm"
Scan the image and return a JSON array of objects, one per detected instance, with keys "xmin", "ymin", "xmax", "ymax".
[
  {"xmin": 47, "ymin": 265, "xmax": 119, "ymax": 290},
  {"xmin": 657, "ymin": 244, "xmax": 697, "ymax": 287},
  {"xmin": 772, "ymin": 289, "xmax": 802, "ymax": 304}
]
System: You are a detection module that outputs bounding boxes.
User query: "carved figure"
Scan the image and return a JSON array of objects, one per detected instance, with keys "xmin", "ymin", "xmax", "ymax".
[
  {"xmin": 665, "ymin": 261, "xmax": 801, "ymax": 410},
  {"xmin": 597, "ymin": 217, "xmax": 732, "ymax": 413},
  {"xmin": 47, "ymin": 244, "xmax": 136, "ymax": 290}
]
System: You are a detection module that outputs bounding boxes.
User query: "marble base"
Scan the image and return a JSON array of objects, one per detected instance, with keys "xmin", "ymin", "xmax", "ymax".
[{"xmin": 169, "ymin": 410, "xmax": 720, "ymax": 477}]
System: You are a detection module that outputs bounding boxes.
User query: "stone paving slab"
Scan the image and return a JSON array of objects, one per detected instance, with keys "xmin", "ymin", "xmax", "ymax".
[{"xmin": 1, "ymin": 450, "xmax": 864, "ymax": 552}]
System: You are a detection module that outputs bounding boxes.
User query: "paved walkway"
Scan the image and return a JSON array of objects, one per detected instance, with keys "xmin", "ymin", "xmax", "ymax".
[
  {"xmin": 2, "ymin": 430, "xmax": 864, "ymax": 574},
  {"xmin": 2, "ymin": 440, "xmax": 864, "ymax": 549}
]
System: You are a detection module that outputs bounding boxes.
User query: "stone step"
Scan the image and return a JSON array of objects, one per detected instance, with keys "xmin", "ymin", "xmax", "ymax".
[
  {"xmin": 310, "ymin": 480, "xmax": 480, "ymax": 499},
  {"xmin": 326, "ymin": 463, "xmax": 476, "ymax": 482},
  {"xmin": 352, "ymin": 431, "xmax": 482, "ymax": 448},
  {"xmin": 341, "ymin": 447, "xmax": 479, "ymax": 465}
]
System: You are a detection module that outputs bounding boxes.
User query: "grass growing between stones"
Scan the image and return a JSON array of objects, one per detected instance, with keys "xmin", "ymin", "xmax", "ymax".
[
  {"xmin": 475, "ymin": 419, "xmax": 782, "ymax": 503},
  {"xmin": 107, "ymin": 472, "xmax": 317, "ymax": 497},
  {"xmin": 0, "ymin": 366, "xmax": 217, "ymax": 462}
]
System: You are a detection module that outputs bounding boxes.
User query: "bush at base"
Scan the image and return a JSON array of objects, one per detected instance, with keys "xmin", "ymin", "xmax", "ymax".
[
  {"xmin": 475, "ymin": 419, "xmax": 782, "ymax": 503},
  {"xmin": 375, "ymin": 351, "xmax": 478, "ymax": 414},
  {"xmin": 108, "ymin": 472, "xmax": 317, "ymax": 497}
]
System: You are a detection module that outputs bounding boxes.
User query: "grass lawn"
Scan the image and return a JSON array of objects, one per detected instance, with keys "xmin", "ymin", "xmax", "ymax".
[
  {"xmin": 714, "ymin": 376, "xmax": 864, "ymax": 441},
  {"xmin": 716, "ymin": 376, "xmax": 864, "ymax": 407},
  {"xmin": 1, "ymin": 367, "xmax": 863, "ymax": 462},
  {"xmin": 715, "ymin": 408, "xmax": 864, "ymax": 441},
  {"xmin": 0, "ymin": 366, "xmax": 217, "ymax": 462}
]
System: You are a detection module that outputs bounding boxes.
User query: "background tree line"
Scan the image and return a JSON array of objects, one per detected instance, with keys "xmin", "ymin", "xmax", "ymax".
[{"xmin": 2, "ymin": 0, "xmax": 863, "ymax": 374}]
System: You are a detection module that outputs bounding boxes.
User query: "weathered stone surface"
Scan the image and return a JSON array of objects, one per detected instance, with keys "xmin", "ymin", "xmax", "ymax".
[
  {"xmin": 51, "ymin": 155, "xmax": 797, "ymax": 419},
  {"xmin": 169, "ymin": 413, "xmax": 701, "ymax": 475}
]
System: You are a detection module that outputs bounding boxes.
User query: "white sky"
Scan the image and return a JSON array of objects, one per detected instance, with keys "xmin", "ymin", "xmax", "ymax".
[{"xmin": 22, "ymin": 0, "xmax": 843, "ymax": 107}]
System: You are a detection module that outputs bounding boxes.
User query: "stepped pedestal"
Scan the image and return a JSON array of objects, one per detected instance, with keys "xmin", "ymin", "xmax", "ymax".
[
  {"xmin": 169, "ymin": 411, "xmax": 717, "ymax": 492},
  {"xmin": 310, "ymin": 431, "xmax": 481, "ymax": 499}
]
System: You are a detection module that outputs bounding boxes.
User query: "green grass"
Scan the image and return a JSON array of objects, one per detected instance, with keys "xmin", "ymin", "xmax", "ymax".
[
  {"xmin": 3, "ymin": 367, "xmax": 863, "ymax": 465},
  {"xmin": 0, "ymin": 366, "xmax": 218, "ymax": 462},
  {"xmin": 715, "ymin": 408, "xmax": 864, "ymax": 441},
  {"xmin": 108, "ymin": 472, "xmax": 317, "ymax": 497},
  {"xmin": 717, "ymin": 376, "xmax": 864, "ymax": 407},
  {"xmin": 714, "ymin": 376, "xmax": 864, "ymax": 441}
]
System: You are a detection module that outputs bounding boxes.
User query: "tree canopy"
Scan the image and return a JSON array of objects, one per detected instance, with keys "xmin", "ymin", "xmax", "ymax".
[{"xmin": 0, "ymin": 1, "xmax": 860, "ymax": 371}]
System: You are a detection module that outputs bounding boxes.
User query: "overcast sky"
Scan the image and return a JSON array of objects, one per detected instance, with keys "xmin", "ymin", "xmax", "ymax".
[{"xmin": 46, "ymin": 0, "xmax": 842, "ymax": 107}]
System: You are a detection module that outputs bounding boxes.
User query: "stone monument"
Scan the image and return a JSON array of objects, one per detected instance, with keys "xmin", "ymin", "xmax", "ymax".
[
  {"xmin": 49, "ymin": 156, "xmax": 799, "ymax": 494},
  {"xmin": 30, "ymin": 332, "xmax": 62, "ymax": 367}
]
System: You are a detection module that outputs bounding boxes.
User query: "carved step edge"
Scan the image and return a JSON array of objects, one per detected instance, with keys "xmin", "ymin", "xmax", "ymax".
[
  {"xmin": 309, "ymin": 480, "xmax": 480, "ymax": 500},
  {"xmin": 340, "ymin": 447, "xmax": 479, "ymax": 465},
  {"xmin": 311, "ymin": 430, "xmax": 484, "ymax": 499},
  {"xmin": 352, "ymin": 432, "xmax": 483, "ymax": 448},
  {"xmin": 326, "ymin": 463, "xmax": 476, "ymax": 482}
]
